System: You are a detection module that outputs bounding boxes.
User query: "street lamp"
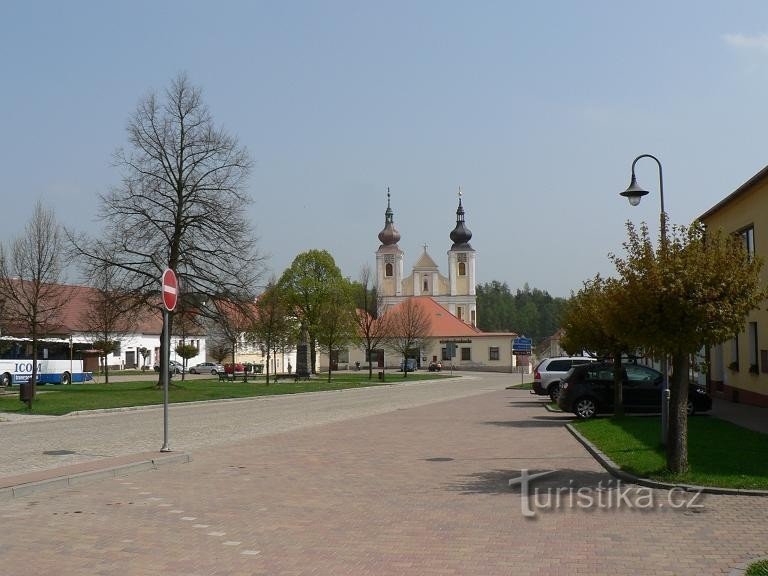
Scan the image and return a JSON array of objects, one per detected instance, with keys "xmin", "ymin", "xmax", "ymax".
[{"xmin": 620, "ymin": 153, "xmax": 669, "ymax": 445}]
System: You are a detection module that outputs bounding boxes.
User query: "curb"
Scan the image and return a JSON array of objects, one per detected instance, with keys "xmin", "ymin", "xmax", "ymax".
[
  {"xmin": 565, "ymin": 424, "xmax": 768, "ymax": 497},
  {"xmin": 0, "ymin": 452, "xmax": 192, "ymax": 502}
]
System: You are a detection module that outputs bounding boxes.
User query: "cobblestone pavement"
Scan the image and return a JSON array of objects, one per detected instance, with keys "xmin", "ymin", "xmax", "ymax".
[
  {"xmin": 0, "ymin": 377, "xmax": 766, "ymax": 575},
  {"xmin": 0, "ymin": 374, "xmax": 499, "ymax": 477}
]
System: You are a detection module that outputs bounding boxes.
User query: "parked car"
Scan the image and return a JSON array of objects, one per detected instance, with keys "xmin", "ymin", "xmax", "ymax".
[
  {"xmin": 153, "ymin": 360, "xmax": 185, "ymax": 374},
  {"xmin": 557, "ymin": 361, "xmax": 713, "ymax": 420},
  {"xmin": 531, "ymin": 356, "xmax": 595, "ymax": 401},
  {"xmin": 189, "ymin": 362, "xmax": 225, "ymax": 375},
  {"xmin": 428, "ymin": 361, "xmax": 442, "ymax": 372},
  {"xmin": 399, "ymin": 358, "xmax": 418, "ymax": 372}
]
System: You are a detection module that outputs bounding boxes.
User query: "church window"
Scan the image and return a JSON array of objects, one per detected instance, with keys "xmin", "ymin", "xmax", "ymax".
[
  {"xmin": 458, "ymin": 262, "xmax": 466, "ymax": 276},
  {"xmin": 385, "ymin": 263, "xmax": 393, "ymax": 277},
  {"xmin": 423, "ymin": 275, "xmax": 429, "ymax": 293},
  {"xmin": 457, "ymin": 306, "xmax": 463, "ymax": 320}
]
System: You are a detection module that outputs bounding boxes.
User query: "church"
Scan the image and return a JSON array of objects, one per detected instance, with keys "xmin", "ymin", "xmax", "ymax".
[{"xmin": 375, "ymin": 190, "xmax": 477, "ymax": 326}]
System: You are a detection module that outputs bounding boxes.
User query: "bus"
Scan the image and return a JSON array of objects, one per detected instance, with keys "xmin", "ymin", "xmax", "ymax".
[{"xmin": 0, "ymin": 337, "xmax": 94, "ymax": 386}]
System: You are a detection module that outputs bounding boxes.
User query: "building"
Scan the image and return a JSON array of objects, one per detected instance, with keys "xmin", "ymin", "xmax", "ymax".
[
  {"xmin": 318, "ymin": 191, "xmax": 525, "ymax": 373},
  {"xmin": 376, "ymin": 190, "xmax": 477, "ymax": 325},
  {"xmin": 699, "ymin": 165, "xmax": 768, "ymax": 407},
  {"xmin": 0, "ymin": 282, "xmax": 207, "ymax": 373}
]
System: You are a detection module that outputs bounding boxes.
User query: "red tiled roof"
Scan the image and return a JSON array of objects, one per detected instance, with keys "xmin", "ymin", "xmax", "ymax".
[{"xmin": 385, "ymin": 296, "xmax": 482, "ymax": 337}]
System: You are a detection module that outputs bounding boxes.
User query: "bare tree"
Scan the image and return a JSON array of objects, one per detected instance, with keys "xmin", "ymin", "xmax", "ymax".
[
  {"xmin": 353, "ymin": 265, "xmax": 390, "ymax": 379},
  {"xmin": 0, "ymin": 202, "xmax": 66, "ymax": 405},
  {"xmin": 80, "ymin": 263, "xmax": 143, "ymax": 384},
  {"xmin": 385, "ymin": 298, "xmax": 431, "ymax": 378},
  {"xmin": 68, "ymin": 73, "xmax": 264, "ymax": 379},
  {"xmin": 206, "ymin": 298, "xmax": 255, "ymax": 381}
]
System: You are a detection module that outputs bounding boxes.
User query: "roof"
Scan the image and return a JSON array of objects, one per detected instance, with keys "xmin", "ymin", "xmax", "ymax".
[
  {"xmin": 385, "ymin": 296, "xmax": 482, "ymax": 338},
  {"xmin": 413, "ymin": 250, "xmax": 439, "ymax": 270},
  {"xmin": 699, "ymin": 163, "xmax": 768, "ymax": 221},
  {"xmin": 1, "ymin": 281, "xmax": 198, "ymax": 337}
]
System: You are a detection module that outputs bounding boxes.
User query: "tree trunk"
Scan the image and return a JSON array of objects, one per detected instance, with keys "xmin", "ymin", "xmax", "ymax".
[
  {"xmin": 612, "ymin": 351, "xmax": 624, "ymax": 417},
  {"xmin": 666, "ymin": 352, "xmax": 689, "ymax": 474}
]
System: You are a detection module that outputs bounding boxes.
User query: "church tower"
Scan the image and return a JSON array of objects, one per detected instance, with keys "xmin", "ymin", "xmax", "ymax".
[
  {"xmin": 447, "ymin": 190, "xmax": 477, "ymax": 326},
  {"xmin": 375, "ymin": 189, "xmax": 404, "ymax": 302}
]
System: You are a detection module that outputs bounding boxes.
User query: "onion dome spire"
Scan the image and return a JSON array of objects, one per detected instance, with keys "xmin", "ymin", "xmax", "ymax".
[
  {"xmin": 378, "ymin": 187, "xmax": 401, "ymax": 246},
  {"xmin": 450, "ymin": 187, "xmax": 473, "ymax": 249}
]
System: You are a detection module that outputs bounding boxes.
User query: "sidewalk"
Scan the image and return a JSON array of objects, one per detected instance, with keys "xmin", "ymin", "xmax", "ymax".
[{"xmin": 710, "ymin": 397, "xmax": 768, "ymax": 434}]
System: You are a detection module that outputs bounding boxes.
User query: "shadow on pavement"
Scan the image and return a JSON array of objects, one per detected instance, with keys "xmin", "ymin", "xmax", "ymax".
[
  {"xmin": 483, "ymin": 416, "xmax": 571, "ymax": 428},
  {"xmin": 446, "ymin": 468, "xmax": 611, "ymax": 495}
]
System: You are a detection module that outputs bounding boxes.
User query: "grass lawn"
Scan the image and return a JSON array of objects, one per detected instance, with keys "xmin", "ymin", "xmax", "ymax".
[
  {"xmin": 572, "ymin": 415, "xmax": 768, "ymax": 490},
  {"xmin": 747, "ymin": 559, "xmax": 768, "ymax": 576},
  {"xmin": 0, "ymin": 372, "xmax": 450, "ymax": 416}
]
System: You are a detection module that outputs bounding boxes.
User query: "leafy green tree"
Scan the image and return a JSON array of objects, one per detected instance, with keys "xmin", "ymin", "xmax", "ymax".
[
  {"xmin": 611, "ymin": 220, "xmax": 766, "ymax": 473},
  {"xmin": 248, "ymin": 279, "xmax": 296, "ymax": 385},
  {"xmin": 316, "ymin": 278, "xmax": 357, "ymax": 382},
  {"xmin": 278, "ymin": 250, "xmax": 345, "ymax": 374},
  {"xmin": 175, "ymin": 342, "xmax": 199, "ymax": 380},
  {"xmin": 561, "ymin": 275, "xmax": 632, "ymax": 415}
]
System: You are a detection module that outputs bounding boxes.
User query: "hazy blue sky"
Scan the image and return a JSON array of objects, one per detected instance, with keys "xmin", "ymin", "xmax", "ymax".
[{"xmin": 3, "ymin": 1, "xmax": 768, "ymax": 297}]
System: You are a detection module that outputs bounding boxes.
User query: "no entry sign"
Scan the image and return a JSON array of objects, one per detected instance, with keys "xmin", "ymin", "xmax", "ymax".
[{"xmin": 161, "ymin": 268, "xmax": 178, "ymax": 311}]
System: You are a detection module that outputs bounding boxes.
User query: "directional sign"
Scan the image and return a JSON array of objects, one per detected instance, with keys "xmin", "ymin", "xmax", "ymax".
[
  {"xmin": 512, "ymin": 336, "xmax": 532, "ymax": 351},
  {"xmin": 161, "ymin": 268, "xmax": 178, "ymax": 312}
]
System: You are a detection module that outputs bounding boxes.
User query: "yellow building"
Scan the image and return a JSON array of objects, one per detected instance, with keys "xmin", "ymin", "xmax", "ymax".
[{"xmin": 699, "ymin": 165, "xmax": 768, "ymax": 407}]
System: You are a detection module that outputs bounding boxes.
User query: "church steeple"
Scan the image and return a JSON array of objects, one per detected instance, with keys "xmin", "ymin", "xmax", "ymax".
[
  {"xmin": 378, "ymin": 188, "xmax": 401, "ymax": 246},
  {"xmin": 449, "ymin": 188, "xmax": 473, "ymax": 249}
]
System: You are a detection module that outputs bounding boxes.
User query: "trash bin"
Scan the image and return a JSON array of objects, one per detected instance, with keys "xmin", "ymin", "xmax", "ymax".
[
  {"xmin": 378, "ymin": 371, "xmax": 384, "ymax": 381},
  {"xmin": 19, "ymin": 380, "xmax": 34, "ymax": 403}
]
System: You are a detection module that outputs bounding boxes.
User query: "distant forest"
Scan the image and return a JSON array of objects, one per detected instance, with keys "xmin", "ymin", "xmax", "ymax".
[{"xmin": 476, "ymin": 281, "xmax": 567, "ymax": 344}]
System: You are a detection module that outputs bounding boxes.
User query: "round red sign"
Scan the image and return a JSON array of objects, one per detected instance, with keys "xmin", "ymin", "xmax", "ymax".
[{"xmin": 161, "ymin": 268, "xmax": 178, "ymax": 311}]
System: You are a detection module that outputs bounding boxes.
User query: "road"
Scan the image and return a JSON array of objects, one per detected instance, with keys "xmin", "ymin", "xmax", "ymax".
[{"xmin": 0, "ymin": 373, "xmax": 503, "ymax": 478}]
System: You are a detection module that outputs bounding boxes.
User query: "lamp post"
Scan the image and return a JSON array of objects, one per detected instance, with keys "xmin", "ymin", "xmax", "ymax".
[{"xmin": 620, "ymin": 153, "xmax": 669, "ymax": 445}]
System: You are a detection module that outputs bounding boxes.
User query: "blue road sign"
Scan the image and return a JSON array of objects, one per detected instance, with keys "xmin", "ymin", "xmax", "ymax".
[{"xmin": 512, "ymin": 336, "xmax": 532, "ymax": 351}]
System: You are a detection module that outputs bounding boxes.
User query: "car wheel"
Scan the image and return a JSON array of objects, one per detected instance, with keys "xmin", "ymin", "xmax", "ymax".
[
  {"xmin": 61, "ymin": 372, "xmax": 71, "ymax": 385},
  {"xmin": 548, "ymin": 382, "xmax": 560, "ymax": 402},
  {"xmin": 686, "ymin": 400, "xmax": 695, "ymax": 416},
  {"xmin": 574, "ymin": 397, "xmax": 598, "ymax": 420},
  {"xmin": 210, "ymin": 369, "xmax": 217, "ymax": 375},
  {"xmin": 1, "ymin": 372, "xmax": 11, "ymax": 386}
]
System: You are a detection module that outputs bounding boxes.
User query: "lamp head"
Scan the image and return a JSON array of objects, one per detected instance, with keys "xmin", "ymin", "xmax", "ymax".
[{"xmin": 620, "ymin": 174, "xmax": 649, "ymax": 207}]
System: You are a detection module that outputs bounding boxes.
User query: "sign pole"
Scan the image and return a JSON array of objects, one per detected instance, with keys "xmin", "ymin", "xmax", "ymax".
[
  {"xmin": 161, "ymin": 308, "xmax": 171, "ymax": 452},
  {"xmin": 159, "ymin": 267, "xmax": 177, "ymax": 453}
]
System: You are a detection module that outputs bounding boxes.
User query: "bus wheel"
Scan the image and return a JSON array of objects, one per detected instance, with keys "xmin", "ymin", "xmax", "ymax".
[
  {"xmin": 0, "ymin": 372, "xmax": 10, "ymax": 387},
  {"xmin": 61, "ymin": 372, "xmax": 71, "ymax": 385}
]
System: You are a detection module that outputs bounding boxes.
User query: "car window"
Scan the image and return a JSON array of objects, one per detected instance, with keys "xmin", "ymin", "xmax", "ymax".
[
  {"xmin": 546, "ymin": 360, "xmax": 572, "ymax": 371},
  {"xmin": 571, "ymin": 359, "xmax": 592, "ymax": 366},
  {"xmin": 625, "ymin": 365, "xmax": 660, "ymax": 383},
  {"xmin": 585, "ymin": 365, "xmax": 614, "ymax": 382}
]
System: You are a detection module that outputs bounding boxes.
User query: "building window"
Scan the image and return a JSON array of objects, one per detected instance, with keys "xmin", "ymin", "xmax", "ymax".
[
  {"xmin": 114, "ymin": 341, "xmax": 122, "ymax": 357},
  {"xmin": 749, "ymin": 322, "xmax": 758, "ymax": 373},
  {"xmin": 739, "ymin": 226, "xmax": 755, "ymax": 260},
  {"xmin": 489, "ymin": 347, "xmax": 500, "ymax": 361},
  {"xmin": 458, "ymin": 262, "xmax": 466, "ymax": 276},
  {"xmin": 730, "ymin": 334, "xmax": 740, "ymax": 371},
  {"xmin": 385, "ymin": 263, "xmax": 393, "ymax": 277},
  {"xmin": 457, "ymin": 306, "xmax": 463, "ymax": 320},
  {"xmin": 461, "ymin": 347, "xmax": 471, "ymax": 361},
  {"xmin": 441, "ymin": 347, "xmax": 451, "ymax": 361},
  {"xmin": 422, "ymin": 275, "xmax": 429, "ymax": 293},
  {"xmin": 337, "ymin": 348, "xmax": 349, "ymax": 364},
  {"xmin": 471, "ymin": 310, "xmax": 476, "ymax": 326}
]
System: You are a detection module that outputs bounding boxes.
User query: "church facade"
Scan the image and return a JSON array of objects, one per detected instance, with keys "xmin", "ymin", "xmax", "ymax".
[{"xmin": 375, "ymin": 191, "xmax": 478, "ymax": 326}]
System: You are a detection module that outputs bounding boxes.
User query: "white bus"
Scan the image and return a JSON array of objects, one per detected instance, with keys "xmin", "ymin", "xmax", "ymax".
[{"xmin": 0, "ymin": 337, "xmax": 94, "ymax": 386}]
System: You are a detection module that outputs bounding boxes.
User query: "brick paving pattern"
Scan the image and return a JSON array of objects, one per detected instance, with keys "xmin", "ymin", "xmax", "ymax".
[{"xmin": 0, "ymin": 376, "xmax": 765, "ymax": 575}]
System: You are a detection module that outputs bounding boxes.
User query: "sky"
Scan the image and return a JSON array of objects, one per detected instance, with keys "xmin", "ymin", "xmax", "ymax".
[{"xmin": 3, "ymin": 1, "xmax": 768, "ymax": 298}]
